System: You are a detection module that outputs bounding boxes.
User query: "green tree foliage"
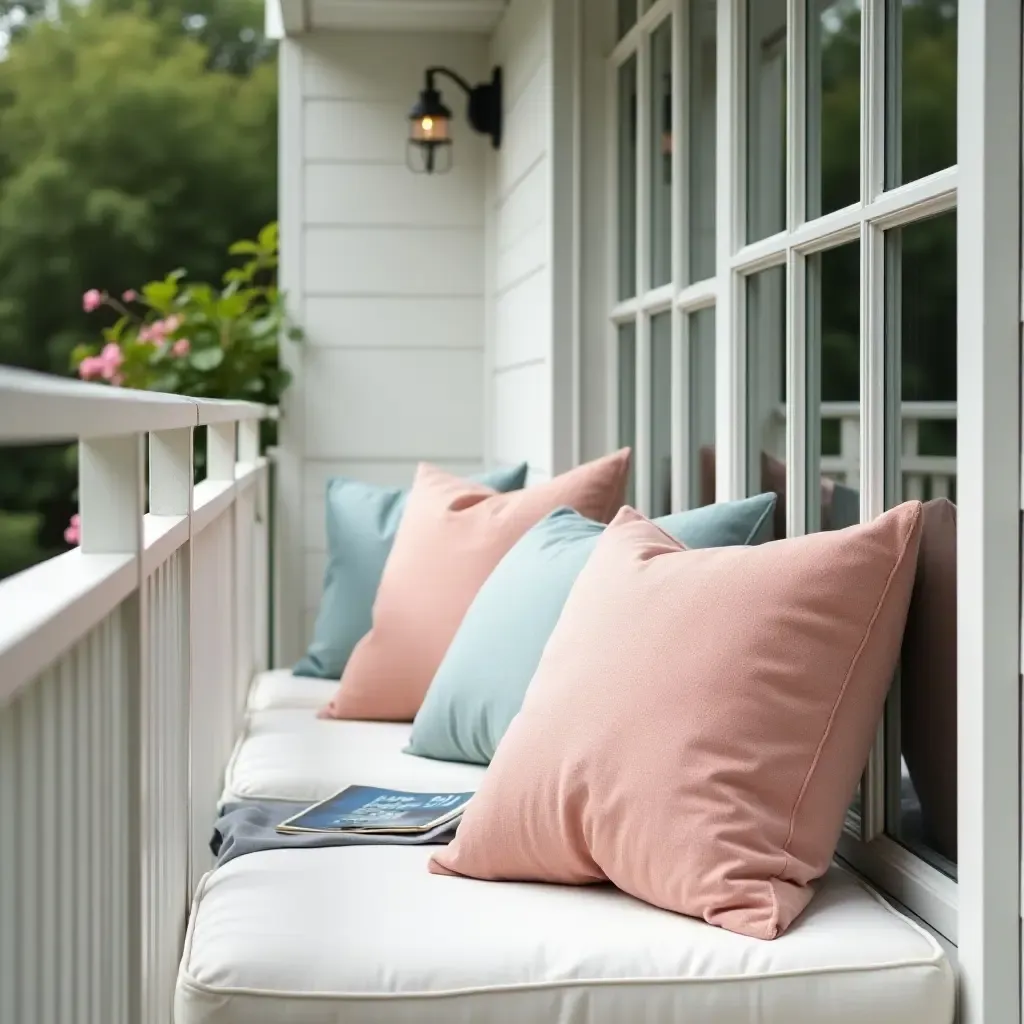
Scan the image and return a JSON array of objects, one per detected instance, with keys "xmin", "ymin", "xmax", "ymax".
[{"xmin": 0, "ymin": 0, "xmax": 276, "ymax": 567}]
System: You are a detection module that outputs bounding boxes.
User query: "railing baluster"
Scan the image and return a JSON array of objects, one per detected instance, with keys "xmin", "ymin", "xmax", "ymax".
[{"xmin": 0, "ymin": 371, "xmax": 269, "ymax": 1024}]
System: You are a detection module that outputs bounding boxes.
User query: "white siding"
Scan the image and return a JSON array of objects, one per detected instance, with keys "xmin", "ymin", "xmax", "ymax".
[
  {"xmin": 488, "ymin": 0, "xmax": 555, "ymax": 481},
  {"xmin": 277, "ymin": 32, "xmax": 490, "ymax": 662}
]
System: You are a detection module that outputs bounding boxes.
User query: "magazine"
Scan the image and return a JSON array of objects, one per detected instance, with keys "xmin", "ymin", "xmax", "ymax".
[{"xmin": 276, "ymin": 785, "xmax": 474, "ymax": 836}]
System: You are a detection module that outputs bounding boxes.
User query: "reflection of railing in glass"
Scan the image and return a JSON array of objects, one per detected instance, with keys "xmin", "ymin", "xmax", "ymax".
[{"xmin": 768, "ymin": 401, "xmax": 957, "ymax": 499}]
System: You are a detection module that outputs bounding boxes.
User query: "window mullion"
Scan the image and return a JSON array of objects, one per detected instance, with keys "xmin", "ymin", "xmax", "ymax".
[
  {"xmin": 786, "ymin": 0, "xmax": 805, "ymax": 233},
  {"xmin": 635, "ymin": 24, "xmax": 652, "ymax": 513},
  {"xmin": 715, "ymin": 0, "xmax": 743, "ymax": 502},
  {"xmin": 785, "ymin": 248, "xmax": 806, "ymax": 537},
  {"xmin": 857, "ymin": 217, "xmax": 888, "ymax": 843},
  {"xmin": 862, "ymin": 0, "xmax": 882, "ymax": 203},
  {"xmin": 671, "ymin": 0, "xmax": 687, "ymax": 510},
  {"xmin": 606, "ymin": 59, "xmax": 622, "ymax": 453}
]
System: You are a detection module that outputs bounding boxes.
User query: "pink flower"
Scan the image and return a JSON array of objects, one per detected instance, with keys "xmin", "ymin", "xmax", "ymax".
[
  {"xmin": 165, "ymin": 314, "xmax": 183, "ymax": 332},
  {"xmin": 64, "ymin": 513, "xmax": 81, "ymax": 546},
  {"xmin": 78, "ymin": 342, "xmax": 124, "ymax": 383},
  {"xmin": 171, "ymin": 337, "xmax": 191, "ymax": 357},
  {"xmin": 122, "ymin": 289, "xmax": 138, "ymax": 302},
  {"xmin": 78, "ymin": 355, "xmax": 104, "ymax": 380},
  {"xmin": 82, "ymin": 289, "xmax": 103, "ymax": 313}
]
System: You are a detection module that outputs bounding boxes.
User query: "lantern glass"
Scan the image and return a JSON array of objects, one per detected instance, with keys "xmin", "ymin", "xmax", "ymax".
[{"xmin": 410, "ymin": 113, "xmax": 451, "ymax": 143}]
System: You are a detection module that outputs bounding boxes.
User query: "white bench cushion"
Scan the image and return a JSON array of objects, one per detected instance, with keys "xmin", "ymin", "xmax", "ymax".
[
  {"xmin": 247, "ymin": 668, "xmax": 336, "ymax": 711},
  {"xmin": 221, "ymin": 709, "xmax": 486, "ymax": 805},
  {"xmin": 175, "ymin": 848, "xmax": 953, "ymax": 1024}
]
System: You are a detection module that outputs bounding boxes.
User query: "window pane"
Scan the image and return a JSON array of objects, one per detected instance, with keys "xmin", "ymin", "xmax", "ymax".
[
  {"xmin": 807, "ymin": 0, "xmax": 860, "ymax": 218},
  {"xmin": 651, "ymin": 312, "xmax": 673, "ymax": 517},
  {"xmin": 618, "ymin": 0, "xmax": 637, "ymax": 38},
  {"xmin": 746, "ymin": 265, "xmax": 786, "ymax": 535},
  {"xmin": 618, "ymin": 56, "xmax": 638, "ymax": 300},
  {"xmin": 746, "ymin": 0, "xmax": 787, "ymax": 242},
  {"xmin": 688, "ymin": 0, "xmax": 717, "ymax": 282},
  {"xmin": 650, "ymin": 19, "xmax": 673, "ymax": 288},
  {"xmin": 807, "ymin": 240, "xmax": 861, "ymax": 533},
  {"xmin": 688, "ymin": 306, "xmax": 716, "ymax": 507},
  {"xmin": 618, "ymin": 321, "xmax": 638, "ymax": 507},
  {"xmin": 885, "ymin": 0, "xmax": 957, "ymax": 188},
  {"xmin": 884, "ymin": 211, "xmax": 957, "ymax": 877}
]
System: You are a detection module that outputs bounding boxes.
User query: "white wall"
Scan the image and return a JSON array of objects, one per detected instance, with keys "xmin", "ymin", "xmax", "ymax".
[
  {"xmin": 276, "ymin": 32, "xmax": 490, "ymax": 662},
  {"xmin": 487, "ymin": 0, "xmax": 557, "ymax": 482}
]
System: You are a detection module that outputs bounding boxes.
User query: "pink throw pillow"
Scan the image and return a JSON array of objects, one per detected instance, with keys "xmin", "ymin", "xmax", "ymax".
[
  {"xmin": 431, "ymin": 502, "xmax": 923, "ymax": 939},
  {"xmin": 321, "ymin": 451, "xmax": 631, "ymax": 723}
]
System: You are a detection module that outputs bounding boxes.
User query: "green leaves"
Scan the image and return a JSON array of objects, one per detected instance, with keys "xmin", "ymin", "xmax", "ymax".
[
  {"xmin": 188, "ymin": 345, "xmax": 224, "ymax": 371},
  {"xmin": 71, "ymin": 221, "xmax": 302, "ymax": 409}
]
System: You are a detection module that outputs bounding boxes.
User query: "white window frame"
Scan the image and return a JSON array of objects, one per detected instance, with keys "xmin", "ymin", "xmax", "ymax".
[
  {"xmin": 607, "ymin": 0, "xmax": 718, "ymax": 516},
  {"xmin": 605, "ymin": 0, "xmax": 1021, "ymax": 1012}
]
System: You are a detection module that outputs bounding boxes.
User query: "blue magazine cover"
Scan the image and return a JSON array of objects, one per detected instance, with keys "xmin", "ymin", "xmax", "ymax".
[{"xmin": 277, "ymin": 785, "xmax": 474, "ymax": 835}]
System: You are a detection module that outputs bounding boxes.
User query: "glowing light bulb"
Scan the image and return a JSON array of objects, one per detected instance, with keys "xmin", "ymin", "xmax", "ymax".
[{"xmin": 421, "ymin": 117, "xmax": 434, "ymax": 133}]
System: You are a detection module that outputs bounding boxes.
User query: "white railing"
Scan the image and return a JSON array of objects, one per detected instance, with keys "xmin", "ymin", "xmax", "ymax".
[
  {"xmin": 0, "ymin": 368, "xmax": 270, "ymax": 1024},
  {"xmin": 767, "ymin": 401, "xmax": 957, "ymax": 500}
]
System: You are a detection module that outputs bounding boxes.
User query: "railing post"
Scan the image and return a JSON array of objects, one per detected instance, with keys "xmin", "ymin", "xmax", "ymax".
[
  {"xmin": 79, "ymin": 433, "xmax": 145, "ymax": 1024},
  {"xmin": 207, "ymin": 422, "xmax": 237, "ymax": 481}
]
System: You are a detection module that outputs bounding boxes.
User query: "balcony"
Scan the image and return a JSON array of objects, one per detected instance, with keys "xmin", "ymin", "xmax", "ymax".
[{"xmin": 0, "ymin": 368, "xmax": 270, "ymax": 1023}]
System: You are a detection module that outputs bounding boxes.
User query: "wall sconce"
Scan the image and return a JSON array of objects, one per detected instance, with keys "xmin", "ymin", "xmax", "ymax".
[{"xmin": 407, "ymin": 66, "xmax": 503, "ymax": 174}]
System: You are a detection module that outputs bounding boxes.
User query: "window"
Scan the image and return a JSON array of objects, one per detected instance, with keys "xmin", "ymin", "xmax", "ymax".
[
  {"xmin": 610, "ymin": 0, "xmax": 718, "ymax": 516},
  {"xmin": 610, "ymin": 0, "xmax": 966, "ymax": 940}
]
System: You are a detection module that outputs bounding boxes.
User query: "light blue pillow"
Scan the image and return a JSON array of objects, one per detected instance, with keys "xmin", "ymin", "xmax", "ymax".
[
  {"xmin": 407, "ymin": 493, "xmax": 777, "ymax": 764},
  {"xmin": 295, "ymin": 464, "xmax": 529, "ymax": 679}
]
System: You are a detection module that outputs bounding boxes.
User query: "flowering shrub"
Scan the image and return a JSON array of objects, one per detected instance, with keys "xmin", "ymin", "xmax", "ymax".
[{"xmin": 71, "ymin": 222, "xmax": 299, "ymax": 403}]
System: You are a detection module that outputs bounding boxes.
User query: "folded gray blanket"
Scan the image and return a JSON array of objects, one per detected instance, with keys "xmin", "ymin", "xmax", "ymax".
[{"xmin": 211, "ymin": 800, "xmax": 459, "ymax": 867}]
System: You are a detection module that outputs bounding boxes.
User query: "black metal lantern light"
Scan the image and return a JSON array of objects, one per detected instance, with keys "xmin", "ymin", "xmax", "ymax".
[{"xmin": 407, "ymin": 66, "xmax": 503, "ymax": 174}]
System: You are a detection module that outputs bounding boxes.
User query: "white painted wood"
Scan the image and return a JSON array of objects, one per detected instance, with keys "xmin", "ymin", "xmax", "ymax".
[
  {"xmin": 301, "ymin": 32, "xmax": 490, "ymax": 100},
  {"xmin": 280, "ymin": 29, "xmax": 490, "ymax": 664},
  {"xmin": 494, "ymin": 269, "xmax": 550, "ymax": 368},
  {"xmin": 305, "ymin": 295, "xmax": 483, "ymax": 349},
  {"xmin": 956, "ymin": 0, "xmax": 1022, "ymax": 1019},
  {"xmin": 485, "ymin": 0, "xmax": 556, "ymax": 480},
  {"xmin": 275, "ymin": 38, "xmax": 308, "ymax": 668},
  {"xmin": 238, "ymin": 419, "xmax": 260, "ymax": 464},
  {"xmin": 305, "ymin": 99, "xmax": 410, "ymax": 163},
  {"xmin": 0, "ymin": 553, "xmax": 136, "ymax": 706},
  {"xmin": 493, "ymin": 361, "xmax": 552, "ymax": 473},
  {"xmin": 150, "ymin": 428, "xmax": 194, "ymax": 516},
  {"xmin": 206, "ymin": 422, "xmax": 237, "ymax": 481},
  {"xmin": 303, "ymin": 347, "xmax": 484, "ymax": 459},
  {"xmin": 304, "ymin": 0, "xmax": 506, "ymax": 34},
  {"xmin": 304, "ymin": 226, "xmax": 485, "ymax": 296},
  {"xmin": 495, "ymin": 221, "xmax": 549, "ymax": 294},
  {"xmin": 304, "ymin": 162, "xmax": 485, "ymax": 227},
  {"xmin": 497, "ymin": 68, "xmax": 552, "ymax": 196},
  {"xmin": 79, "ymin": 435, "xmax": 145, "ymax": 556},
  {"xmin": 0, "ymin": 367, "xmax": 197, "ymax": 441}
]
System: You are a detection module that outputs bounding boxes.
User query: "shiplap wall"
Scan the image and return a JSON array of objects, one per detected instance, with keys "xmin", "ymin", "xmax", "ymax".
[
  {"xmin": 487, "ymin": 0, "xmax": 555, "ymax": 482},
  {"xmin": 277, "ymin": 32, "xmax": 491, "ymax": 659}
]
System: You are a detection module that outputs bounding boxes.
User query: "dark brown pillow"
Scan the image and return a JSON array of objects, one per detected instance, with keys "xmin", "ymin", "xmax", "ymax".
[{"xmin": 900, "ymin": 497, "xmax": 957, "ymax": 863}]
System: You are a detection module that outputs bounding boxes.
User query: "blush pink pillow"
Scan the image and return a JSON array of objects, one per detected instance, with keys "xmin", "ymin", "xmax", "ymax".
[
  {"xmin": 321, "ymin": 450, "xmax": 631, "ymax": 723},
  {"xmin": 431, "ymin": 502, "xmax": 923, "ymax": 939}
]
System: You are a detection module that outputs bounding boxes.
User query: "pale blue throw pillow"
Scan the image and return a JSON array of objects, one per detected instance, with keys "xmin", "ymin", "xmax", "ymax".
[
  {"xmin": 295, "ymin": 464, "xmax": 528, "ymax": 679},
  {"xmin": 407, "ymin": 493, "xmax": 777, "ymax": 764}
]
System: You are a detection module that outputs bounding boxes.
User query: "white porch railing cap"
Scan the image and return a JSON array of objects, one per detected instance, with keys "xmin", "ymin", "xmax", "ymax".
[{"xmin": 0, "ymin": 367, "xmax": 267, "ymax": 443}]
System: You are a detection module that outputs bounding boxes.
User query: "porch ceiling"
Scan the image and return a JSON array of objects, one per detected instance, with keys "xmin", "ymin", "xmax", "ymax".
[{"xmin": 266, "ymin": 0, "xmax": 507, "ymax": 37}]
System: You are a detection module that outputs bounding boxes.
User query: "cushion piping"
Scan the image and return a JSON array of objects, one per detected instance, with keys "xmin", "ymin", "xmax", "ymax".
[
  {"xmin": 768, "ymin": 504, "xmax": 923, "ymax": 939},
  {"xmin": 177, "ymin": 864, "xmax": 951, "ymax": 1003}
]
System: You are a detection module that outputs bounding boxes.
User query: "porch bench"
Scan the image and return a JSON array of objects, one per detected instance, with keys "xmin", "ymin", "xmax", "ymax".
[{"xmin": 173, "ymin": 671, "xmax": 956, "ymax": 1024}]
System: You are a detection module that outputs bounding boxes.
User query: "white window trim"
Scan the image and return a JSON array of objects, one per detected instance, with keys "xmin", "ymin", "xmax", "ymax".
[
  {"xmin": 606, "ymin": 0, "xmax": 720, "ymax": 515},
  {"xmin": 603, "ymin": 3, "xmax": 1024, "ymax": 1007}
]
